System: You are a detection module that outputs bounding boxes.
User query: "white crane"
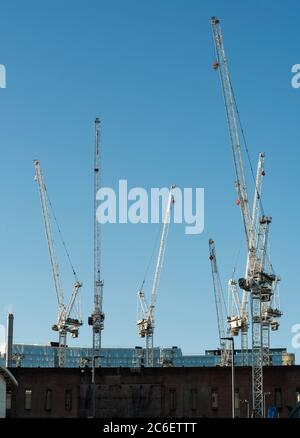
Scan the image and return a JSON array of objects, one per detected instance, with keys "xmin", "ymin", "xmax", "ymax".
[
  {"xmin": 210, "ymin": 16, "xmax": 272, "ymax": 417},
  {"xmin": 88, "ymin": 118, "xmax": 105, "ymax": 367},
  {"xmin": 209, "ymin": 239, "xmax": 231, "ymax": 366},
  {"xmin": 227, "ymin": 153, "xmax": 266, "ymax": 366},
  {"xmin": 34, "ymin": 160, "xmax": 82, "ymax": 368},
  {"xmin": 137, "ymin": 185, "xmax": 175, "ymax": 367}
]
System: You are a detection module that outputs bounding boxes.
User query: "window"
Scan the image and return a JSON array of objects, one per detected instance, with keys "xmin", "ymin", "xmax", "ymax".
[
  {"xmin": 6, "ymin": 390, "xmax": 12, "ymax": 410},
  {"xmin": 65, "ymin": 389, "xmax": 72, "ymax": 411},
  {"xmin": 191, "ymin": 389, "xmax": 197, "ymax": 410},
  {"xmin": 274, "ymin": 388, "xmax": 282, "ymax": 409},
  {"xmin": 234, "ymin": 388, "xmax": 240, "ymax": 417},
  {"xmin": 45, "ymin": 389, "xmax": 52, "ymax": 411},
  {"xmin": 235, "ymin": 389, "xmax": 240, "ymax": 410},
  {"xmin": 169, "ymin": 389, "xmax": 176, "ymax": 411},
  {"xmin": 24, "ymin": 389, "xmax": 32, "ymax": 410},
  {"xmin": 211, "ymin": 389, "xmax": 218, "ymax": 410}
]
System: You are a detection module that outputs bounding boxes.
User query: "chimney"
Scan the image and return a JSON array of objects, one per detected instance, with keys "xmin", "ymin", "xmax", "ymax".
[{"xmin": 5, "ymin": 313, "xmax": 13, "ymax": 367}]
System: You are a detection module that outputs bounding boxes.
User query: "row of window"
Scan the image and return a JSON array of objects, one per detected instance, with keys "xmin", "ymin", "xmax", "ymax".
[
  {"xmin": 6, "ymin": 389, "xmax": 73, "ymax": 412},
  {"xmin": 7, "ymin": 386, "xmax": 299, "ymax": 414},
  {"xmin": 167, "ymin": 387, "xmax": 299, "ymax": 412}
]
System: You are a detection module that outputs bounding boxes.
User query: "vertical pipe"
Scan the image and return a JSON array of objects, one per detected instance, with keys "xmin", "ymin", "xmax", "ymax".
[{"xmin": 231, "ymin": 338, "xmax": 235, "ymax": 418}]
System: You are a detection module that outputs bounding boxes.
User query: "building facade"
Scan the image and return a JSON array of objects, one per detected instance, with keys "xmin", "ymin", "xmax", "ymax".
[{"xmin": 6, "ymin": 366, "xmax": 300, "ymax": 418}]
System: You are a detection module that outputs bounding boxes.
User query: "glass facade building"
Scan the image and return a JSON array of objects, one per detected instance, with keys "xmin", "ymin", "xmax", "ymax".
[{"xmin": 0, "ymin": 344, "xmax": 294, "ymax": 368}]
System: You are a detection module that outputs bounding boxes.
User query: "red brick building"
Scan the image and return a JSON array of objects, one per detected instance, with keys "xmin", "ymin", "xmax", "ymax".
[{"xmin": 6, "ymin": 366, "xmax": 300, "ymax": 418}]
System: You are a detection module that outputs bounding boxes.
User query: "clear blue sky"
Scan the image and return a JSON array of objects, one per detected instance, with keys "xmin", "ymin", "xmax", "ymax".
[{"xmin": 0, "ymin": 0, "xmax": 299, "ymax": 362}]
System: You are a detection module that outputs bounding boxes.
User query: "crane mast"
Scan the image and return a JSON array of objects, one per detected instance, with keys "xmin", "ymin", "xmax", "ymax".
[
  {"xmin": 241, "ymin": 153, "xmax": 266, "ymax": 365},
  {"xmin": 209, "ymin": 239, "xmax": 231, "ymax": 367},
  {"xmin": 88, "ymin": 118, "xmax": 105, "ymax": 367},
  {"xmin": 34, "ymin": 160, "xmax": 82, "ymax": 368},
  {"xmin": 137, "ymin": 186, "xmax": 175, "ymax": 367},
  {"xmin": 249, "ymin": 159, "xmax": 282, "ymax": 369},
  {"xmin": 249, "ymin": 215, "xmax": 274, "ymax": 413}
]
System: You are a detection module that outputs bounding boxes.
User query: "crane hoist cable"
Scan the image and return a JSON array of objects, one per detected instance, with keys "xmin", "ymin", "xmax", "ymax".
[
  {"xmin": 229, "ymin": 77, "xmax": 265, "ymax": 217},
  {"xmin": 137, "ymin": 225, "xmax": 162, "ymax": 324},
  {"xmin": 137, "ymin": 222, "xmax": 163, "ymax": 294},
  {"xmin": 44, "ymin": 185, "xmax": 79, "ymax": 283},
  {"xmin": 264, "ymin": 231, "xmax": 276, "ymax": 275},
  {"xmin": 221, "ymin": 274, "xmax": 228, "ymax": 317},
  {"xmin": 230, "ymin": 232, "xmax": 245, "ymax": 280},
  {"xmin": 226, "ymin": 79, "xmax": 268, "ymax": 280},
  {"xmin": 211, "ymin": 25, "xmax": 265, "ymax": 219}
]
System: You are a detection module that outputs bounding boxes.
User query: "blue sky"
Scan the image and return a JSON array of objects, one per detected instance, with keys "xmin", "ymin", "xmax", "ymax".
[{"xmin": 0, "ymin": 0, "xmax": 299, "ymax": 362}]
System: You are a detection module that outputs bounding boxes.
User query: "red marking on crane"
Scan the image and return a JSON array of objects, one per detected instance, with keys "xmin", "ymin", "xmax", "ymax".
[
  {"xmin": 236, "ymin": 199, "xmax": 241, "ymax": 206},
  {"xmin": 262, "ymin": 170, "xmax": 266, "ymax": 176},
  {"xmin": 212, "ymin": 60, "xmax": 219, "ymax": 70},
  {"xmin": 209, "ymin": 255, "xmax": 214, "ymax": 261}
]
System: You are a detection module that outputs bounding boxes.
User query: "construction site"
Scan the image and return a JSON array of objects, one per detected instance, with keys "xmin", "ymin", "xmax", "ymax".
[{"xmin": 0, "ymin": 10, "xmax": 299, "ymax": 421}]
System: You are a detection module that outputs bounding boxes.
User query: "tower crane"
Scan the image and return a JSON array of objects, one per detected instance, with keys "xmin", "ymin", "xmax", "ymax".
[
  {"xmin": 209, "ymin": 239, "xmax": 231, "ymax": 366},
  {"xmin": 137, "ymin": 185, "xmax": 175, "ymax": 367},
  {"xmin": 88, "ymin": 118, "xmax": 105, "ymax": 367},
  {"xmin": 249, "ymin": 156, "xmax": 282, "ymax": 364},
  {"xmin": 210, "ymin": 17, "xmax": 279, "ymax": 417},
  {"xmin": 34, "ymin": 160, "xmax": 82, "ymax": 368},
  {"xmin": 228, "ymin": 153, "xmax": 266, "ymax": 366}
]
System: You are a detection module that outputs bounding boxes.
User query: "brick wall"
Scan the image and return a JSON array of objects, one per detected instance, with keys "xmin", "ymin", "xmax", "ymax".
[{"xmin": 7, "ymin": 366, "xmax": 300, "ymax": 418}]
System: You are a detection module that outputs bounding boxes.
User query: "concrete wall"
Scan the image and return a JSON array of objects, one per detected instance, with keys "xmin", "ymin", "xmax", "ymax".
[{"xmin": 0, "ymin": 376, "xmax": 6, "ymax": 418}]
